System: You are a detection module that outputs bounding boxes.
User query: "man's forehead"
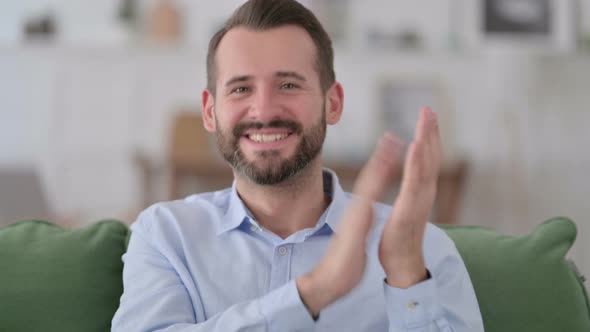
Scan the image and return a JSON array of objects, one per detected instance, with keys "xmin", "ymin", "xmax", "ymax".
[{"xmin": 215, "ymin": 25, "xmax": 318, "ymax": 81}]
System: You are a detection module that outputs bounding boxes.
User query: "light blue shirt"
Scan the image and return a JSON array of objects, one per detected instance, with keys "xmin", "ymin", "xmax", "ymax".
[{"xmin": 112, "ymin": 169, "xmax": 484, "ymax": 331}]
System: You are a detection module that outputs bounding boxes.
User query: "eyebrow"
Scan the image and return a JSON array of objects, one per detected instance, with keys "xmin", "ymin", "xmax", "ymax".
[
  {"xmin": 224, "ymin": 75, "xmax": 253, "ymax": 87},
  {"xmin": 224, "ymin": 71, "xmax": 307, "ymax": 88},
  {"xmin": 276, "ymin": 71, "xmax": 307, "ymax": 82}
]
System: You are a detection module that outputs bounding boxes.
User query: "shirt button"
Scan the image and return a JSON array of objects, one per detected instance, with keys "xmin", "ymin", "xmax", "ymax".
[
  {"xmin": 250, "ymin": 225, "xmax": 258, "ymax": 232},
  {"xmin": 406, "ymin": 301, "xmax": 419, "ymax": 310},
  {"xmin": 278, "ymin": 246, "xmax": 288, "ymax": 256}
]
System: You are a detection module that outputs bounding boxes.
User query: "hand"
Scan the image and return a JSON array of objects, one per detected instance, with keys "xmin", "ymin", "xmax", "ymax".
[
  {"xmin": 297, "ymin": 133, "xmax": 404, "ymax": 316},
  {"xmin": 379, "ymin": 107, "xmax": 442, "ymax": 288}
]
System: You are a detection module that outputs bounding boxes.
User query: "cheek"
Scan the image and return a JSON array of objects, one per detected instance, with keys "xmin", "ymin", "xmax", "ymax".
[
  {"xmin": 282, "ymin": 94, "xmax": 321, "ymax": 112},
  {"xmin": 292, "ymin": 99, "xmax": 324, "ymax": 125},
  {"xmin": 214, "ymin": 104, "xmax": 242, "ymax": 130}
]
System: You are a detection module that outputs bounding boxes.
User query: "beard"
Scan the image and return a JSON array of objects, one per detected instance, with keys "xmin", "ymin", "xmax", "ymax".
[{"xmin": 215, "ymin": 110, "xmax": 326, "ymax": 185}]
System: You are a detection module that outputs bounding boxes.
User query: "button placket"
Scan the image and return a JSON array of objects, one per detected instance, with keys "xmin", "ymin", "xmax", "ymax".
[
  {"xmin": 406, "ymin": 301, "xmax": 419, "ymax": 310},
  {"xmin": 278, "ymin": 246, "xmax": 288, "ymax": 256},
  {"xmin": 268, "ymin": 244, "xmax": 293, "ymax": 291}
]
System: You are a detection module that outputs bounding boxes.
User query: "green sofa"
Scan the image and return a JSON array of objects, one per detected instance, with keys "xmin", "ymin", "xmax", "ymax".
[{"xmin": 1, "ymin": 217, "xmax": 588, "ymax": 331}]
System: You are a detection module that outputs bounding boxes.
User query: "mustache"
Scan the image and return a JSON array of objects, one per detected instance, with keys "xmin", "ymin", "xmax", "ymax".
[{"xmin": 233, "ymin": 119, "xmax": 303, "ymax": 138}]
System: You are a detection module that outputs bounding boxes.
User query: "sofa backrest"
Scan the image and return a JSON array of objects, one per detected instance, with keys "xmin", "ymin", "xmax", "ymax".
[
  {"xmin": 0, "ymin": 220, "xmax": 128, "ymax": 332},
  {"xmin": 441, "ymin": 217, "xmax": 590, "ymax": 331},
  {"xmin": 1, "ymin": 217, "xmax": 588, "ymax": 331}
]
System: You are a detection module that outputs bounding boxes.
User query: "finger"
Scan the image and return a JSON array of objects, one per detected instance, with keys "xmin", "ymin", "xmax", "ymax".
[
  {"xmin": 413, "ymin": 107, "xmax": 434, "ymax": 176},
  {"xmin": 337, "ymin": 198, "xmax": 375, "ymax": 241},
  {"xmin": 398, "ymin": 141, "xmax": 424, "ymax": 198},
  {"xmin": 430, "ymin": 111, "xmax": 442, "ymax": 173},
  {"xmin": 415, "ymin": 107, "xmax": 430, "ymax": 143},
  {"xmin": 372, "ymin": 132, "xmax": 405, "ymax": 184},
  {"xmin": 341, "ymin": 134, "xmax": 404, "ymax": 244},
  {"xmin": 422, "ymin": 109, "xmax": 441, "ymax": 179},
  {"xmin": 418, "ymin": 107, "xmax": 439, "ymax": 179},
  {"xmin": 394, "ymin": 140, "xmax": 437, "ymax": 224},
  {"xmin": 353, "ymin": 132, "xmax": 404, "ymax": 201},
  {"xmin": 424, "ymin": 110, "xmax": 436, "ymax": 179}
]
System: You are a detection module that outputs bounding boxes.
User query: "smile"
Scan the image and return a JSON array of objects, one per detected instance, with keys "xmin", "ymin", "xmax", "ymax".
[
  {"xmin": 244, "ymin": 131, "xmax": 293, "ymax": 143},
  {"xmin": 246, "ymin": 133, "xmax": 291, "ymax": 143}
]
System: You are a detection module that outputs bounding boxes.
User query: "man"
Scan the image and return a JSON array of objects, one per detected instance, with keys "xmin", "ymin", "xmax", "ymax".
[{"xmin": 112, "ymin": 0, "xmax": 484, "ymax": 331}]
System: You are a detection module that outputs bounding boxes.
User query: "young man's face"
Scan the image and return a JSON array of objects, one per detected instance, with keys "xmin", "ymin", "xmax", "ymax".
[{"xmin": 203, "ymin": 25, "xmax": 341, "ymax": 185}]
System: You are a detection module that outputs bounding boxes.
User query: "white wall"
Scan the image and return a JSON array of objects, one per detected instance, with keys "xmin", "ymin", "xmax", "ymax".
[{"xmin": 1, "ymin": 0, "xmax": 589, "ymax": 274}]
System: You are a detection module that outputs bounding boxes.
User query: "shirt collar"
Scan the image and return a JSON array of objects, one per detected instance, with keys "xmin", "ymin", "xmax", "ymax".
[
  {"xmin": 217, "ymin": 180, "xmax": 252, "ymax": 235},
  {"xmin": 321, "ymin": 168, "xmax": 348, "ymax": 233},
  {"xmin": 216, "ymin": 168, "xmax": 349, "ymax": 236}
]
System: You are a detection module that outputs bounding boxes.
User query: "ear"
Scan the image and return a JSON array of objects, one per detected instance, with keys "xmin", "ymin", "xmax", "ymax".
[
  {"xmin": 325, "ymin": 82, "xmax": 344, "ymax": 125},
  {"xmin": 202, "ymin": 89, "xmax": 216, "ymax": 133}
]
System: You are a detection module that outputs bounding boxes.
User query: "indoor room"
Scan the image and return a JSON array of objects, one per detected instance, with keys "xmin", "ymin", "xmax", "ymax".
[{"xmin": 1, "ymin": 1, "xmax": 589, "ymax": 331}]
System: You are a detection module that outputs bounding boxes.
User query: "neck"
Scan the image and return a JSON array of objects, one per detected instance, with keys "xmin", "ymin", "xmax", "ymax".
[{"xmin": 234, "ymin": 158, "xmax": 329, "ymax": 239}]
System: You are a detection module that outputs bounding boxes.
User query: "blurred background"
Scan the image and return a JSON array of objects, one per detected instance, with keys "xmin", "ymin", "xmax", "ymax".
[{"xmin": 0, "ymin": 0, "xmax": 589, "ymax": 273}]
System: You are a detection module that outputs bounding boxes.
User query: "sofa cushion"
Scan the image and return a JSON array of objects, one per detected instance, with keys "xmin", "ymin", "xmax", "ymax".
[
  {"xmin": 441, "ymin": 217, "xmax": 590, "ymax": 332},
  {"xmin": 1, "ymin": 217, "xmax": 588, "ymax": 332},
  {"xmin": 0, "ymin": 220, "xmax": 129, "ymax": 332}
]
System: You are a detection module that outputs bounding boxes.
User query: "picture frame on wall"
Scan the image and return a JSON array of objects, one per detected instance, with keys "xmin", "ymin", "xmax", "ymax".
[
  {"xmin": 376, "ymin": 78, "xmax": 467, "ymax": 225},
  {"xmin": 377, "ymin": 77, "xmax": 451, "ymax": 146},
  {"xmin": 484, "ymin": 0, "xmax": 551, "ymax": 36},
  {"xmin": 473, "ymin": 0, "xmax": 576, "ymax": 52}
]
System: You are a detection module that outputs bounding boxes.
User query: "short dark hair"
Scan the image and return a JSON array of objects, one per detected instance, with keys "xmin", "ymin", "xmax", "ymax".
[{"xmin": 206, "ymin": 0, "xmax": 335, "ymax": 95}]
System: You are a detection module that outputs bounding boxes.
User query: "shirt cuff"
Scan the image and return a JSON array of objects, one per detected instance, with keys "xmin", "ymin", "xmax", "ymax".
[
  {"xmin": 383, "ymin": 275, "xmax": 440, "ymax": 329},
  {"xmin": 259, "ymin": 280, "xmax": 316, "ymax": 331}
]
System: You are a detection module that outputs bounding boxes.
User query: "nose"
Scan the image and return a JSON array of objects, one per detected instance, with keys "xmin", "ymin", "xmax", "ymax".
[{"xmin": 247, "ymin": 86, "xmax": 282, "ymax": 123}]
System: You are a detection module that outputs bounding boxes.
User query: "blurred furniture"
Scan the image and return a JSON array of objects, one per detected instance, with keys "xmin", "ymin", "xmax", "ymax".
[
  {"xmin": 134, "ymin": 110, "xmax": 225, "ymax": 208},
  {"xmin": 148, "ymin": 0, "xmax": 182, "ymax": 43},
  {"xmin": 1, "ymin": 217, "xmax": 588, "ymax": 331},
  {"xmin": 136, "ymin": 112, "xmax": 469, "ymax": 224},
  {"xmin": 166, "ymin": 111, "xmax": 227, "ymax": 200}
]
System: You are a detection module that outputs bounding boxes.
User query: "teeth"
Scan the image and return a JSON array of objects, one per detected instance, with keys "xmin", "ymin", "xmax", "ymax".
[{"xmin": 249, "ymin": 133, "xmax": 289, "ymax": 143}]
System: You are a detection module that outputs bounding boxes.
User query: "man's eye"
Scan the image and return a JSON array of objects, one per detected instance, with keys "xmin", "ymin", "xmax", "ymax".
[
  {"xmin": 232, "ymin": 87, "xmax": 249, "ymax": 94},
  {"xmin": 280, "ymin": 83, "xmax": 298, "ymax": 89}
]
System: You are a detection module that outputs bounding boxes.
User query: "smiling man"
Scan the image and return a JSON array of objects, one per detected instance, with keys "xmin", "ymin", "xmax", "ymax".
[{"xmin": 112, "ymin": 0, "xmax": 484, "ymax": 331}]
